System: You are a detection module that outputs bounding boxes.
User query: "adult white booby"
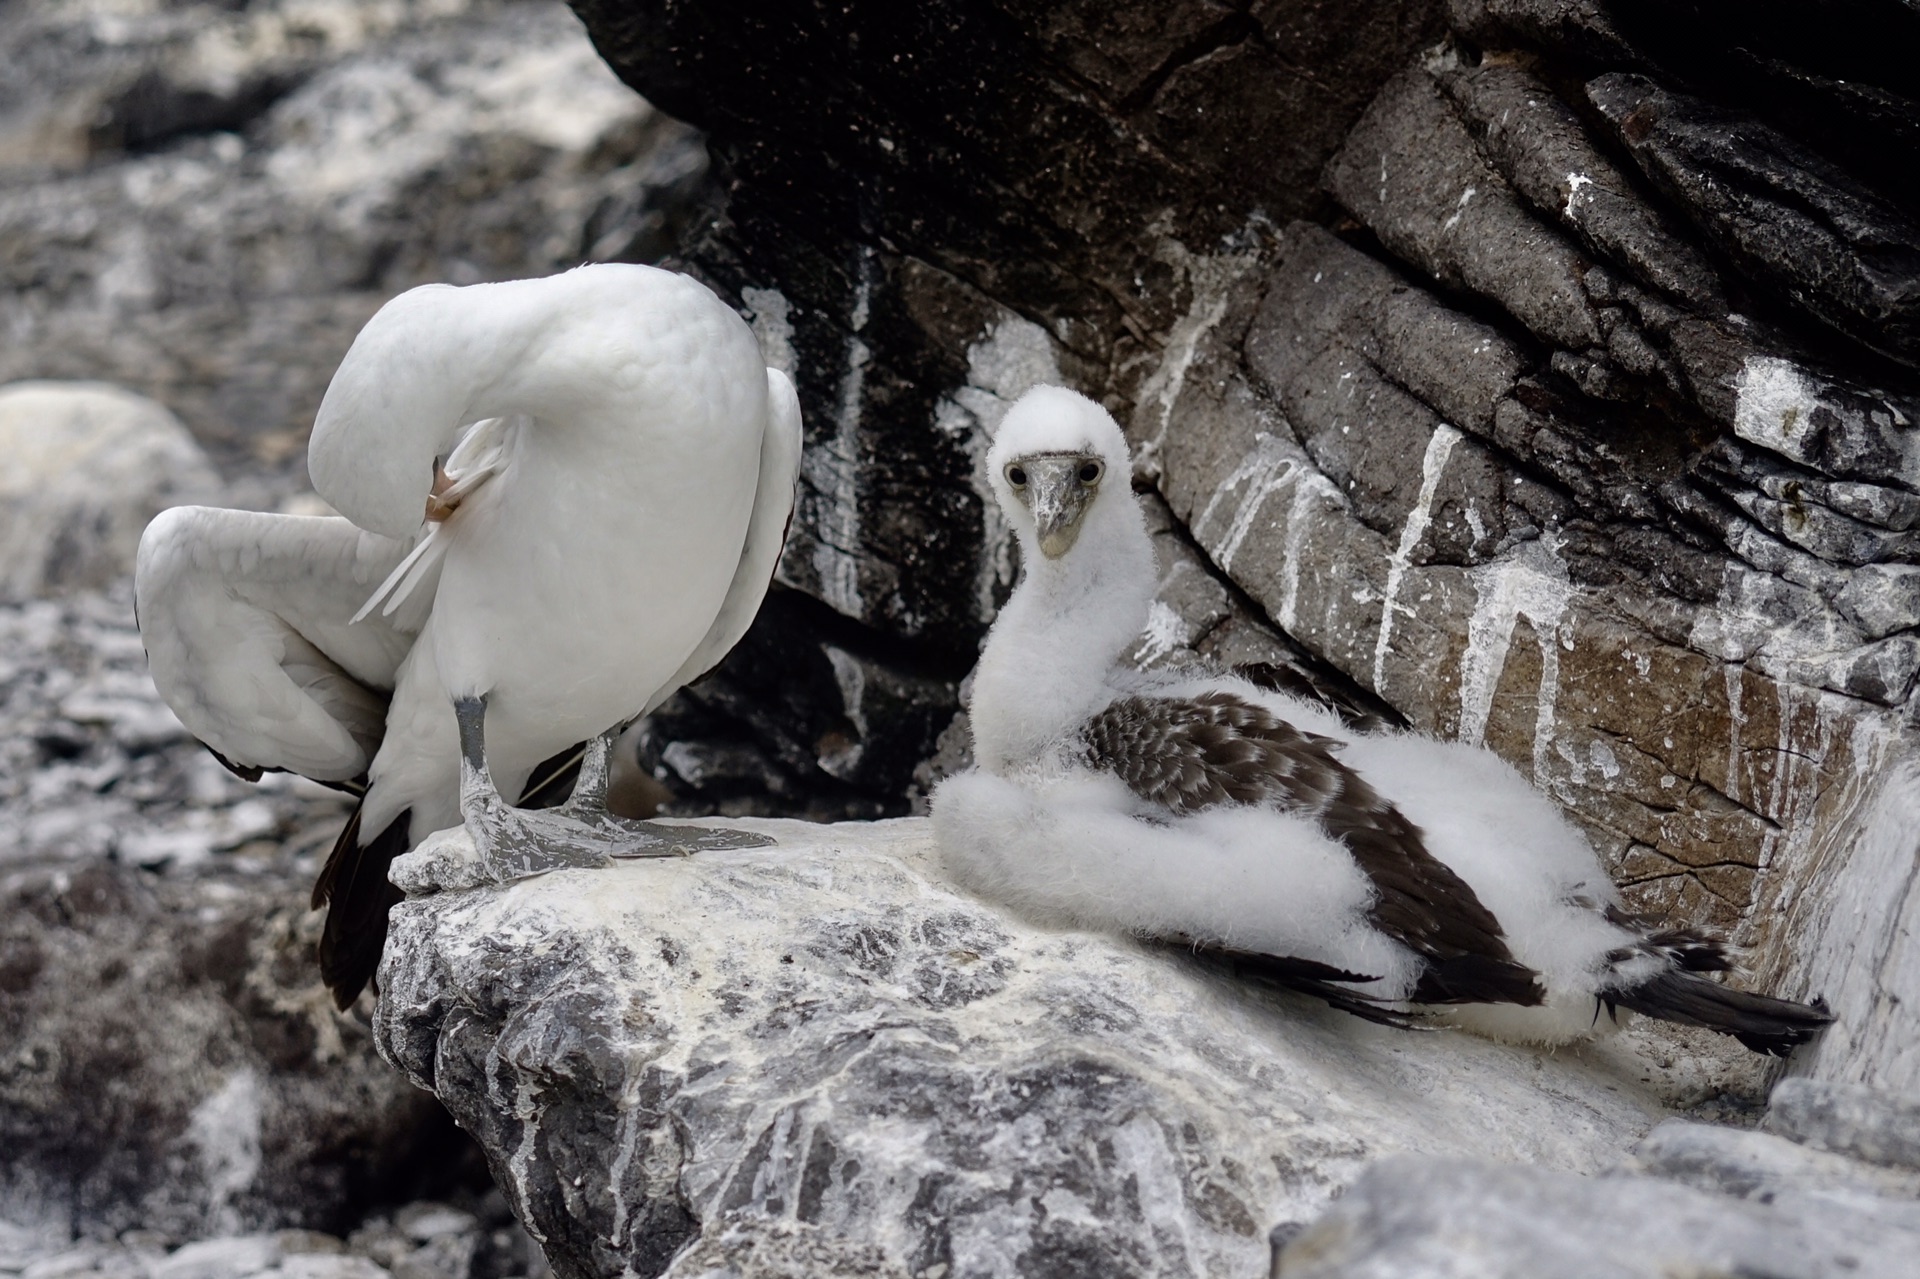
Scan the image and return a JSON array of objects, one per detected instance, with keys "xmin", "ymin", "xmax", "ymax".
[
  {"xmin": 137, "ymin": 264, "xmax": 803, "ymax": 1007},
  {"xmin": 931, "ymin": 385, "xmax": 1830, "ymax": 1056}
]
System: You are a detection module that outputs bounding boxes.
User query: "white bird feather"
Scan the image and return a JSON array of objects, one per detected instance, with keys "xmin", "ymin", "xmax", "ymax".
[
  {"xmin": 931, "ymin": 385, "xmax": 1829, "ymax": 1057},
  {"xmin": 137, "ymin": 263, "xmax": 804, "ymax": 1005}
]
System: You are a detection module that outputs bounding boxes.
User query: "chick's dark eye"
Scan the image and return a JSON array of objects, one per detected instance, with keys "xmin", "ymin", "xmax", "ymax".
[
  {"xmin": 1078, "ymin": 460, "xmax": 1103, "ymax": 484},
  {"xmin": 1006, "ymin": 465, "xmax": 1027, "ymax": 487}
]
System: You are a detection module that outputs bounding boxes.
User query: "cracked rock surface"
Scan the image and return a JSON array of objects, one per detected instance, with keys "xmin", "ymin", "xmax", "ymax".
[
  {"xmin": 376, "ymin": 818, "xmax": 1689, "ymax": 1279},
  {"xmin": 1275, "ymin": 1078, "xmax": 1920, "ymax": 1278}
]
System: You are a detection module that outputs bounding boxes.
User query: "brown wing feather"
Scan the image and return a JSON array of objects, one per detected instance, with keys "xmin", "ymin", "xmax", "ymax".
[{"xmin": 1084, "ymin": 691, "xmax": 1544, "ymax": 1007}]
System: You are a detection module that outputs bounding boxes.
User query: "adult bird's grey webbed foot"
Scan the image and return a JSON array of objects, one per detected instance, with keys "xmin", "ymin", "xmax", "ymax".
[
  {"xmin": 455, "ymin": 698, "xmax": 772, "ymax": 883},
  {"xmin": 557, "ymin": 724, "xmax": 777, "ymax": 859}
]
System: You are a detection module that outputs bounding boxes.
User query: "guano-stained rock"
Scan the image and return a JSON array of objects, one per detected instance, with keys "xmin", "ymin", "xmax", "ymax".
[{"xmin": 374, "ymin": 818, "xmax": 1679, "ymax": 1279}]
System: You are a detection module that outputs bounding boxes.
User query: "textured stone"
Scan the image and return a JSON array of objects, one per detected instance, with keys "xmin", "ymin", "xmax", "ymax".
[
  {"xmin": 1272, "ymin": 1154, "xmax": 1920, "ymax": 1278},
  {"xmin": 0, "ymin": 1199, "xmax": 539, "ymax": 1279},
  {"xmin": 376, "ymin": 818, "xmax": 1682, "ymax": 1279},
  {"xmin": 0, "ymin": 0, "xmax": 708, "ymax": 491},
  {"xmin": 0, "ymin": 382, "xmax": 218, "ymax": 602},
  {"xmin": 1435, "ymin": 58, "xmax": 1724, "ymax": 311},
  {"xmin": 1628, "ymin": 1118, "xmax": 1920, "ymax": 1207},
  {"xmin": 1590, "ymin": 73, "xmax": 1920, "ymax": 368},
  {"xmin": 1764, "ymin": 1078, "xmax": 1920, "ymax": 1172},
  {"xmin": 0, "ymin": 795, "xmax": 466, "ymax": 1238},
  {"xmin": 1326, "ymin": 66, "xmax": 1602, "ymax": 351}
]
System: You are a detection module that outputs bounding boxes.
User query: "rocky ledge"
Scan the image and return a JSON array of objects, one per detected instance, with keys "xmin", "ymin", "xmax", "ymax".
[
  {"xmin": 368, "ymin": 816, "xmax": 1920, "ymax": 1279},
  {"xmin": 567, "ymin": 0, "xmax": 1920, "ymax": 1102}
]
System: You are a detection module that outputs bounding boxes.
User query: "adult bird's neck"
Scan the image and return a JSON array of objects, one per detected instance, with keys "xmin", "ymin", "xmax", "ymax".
[{"xmin": 967, "ymin": 506, "xmax": 1156, "ymax": 774}]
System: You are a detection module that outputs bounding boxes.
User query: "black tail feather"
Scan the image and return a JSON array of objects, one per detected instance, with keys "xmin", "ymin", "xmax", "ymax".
[
  {"xmin": 1603, "ymin": 970, "xmax": 1834, "ymax": 1057},
  {"xmin": 308, "ymin": 740, "xmax": 587, "ymax": 1009},
  {"xmin": 1158, "ymin": 937, "xmax": 1432, "ymax": 1031},
  {"xmin": 313, "ymin": 802, "xmax": 410, "ymax": 1010}
]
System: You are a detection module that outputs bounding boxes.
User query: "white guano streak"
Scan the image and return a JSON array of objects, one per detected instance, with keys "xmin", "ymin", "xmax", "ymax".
[
  {"xmin": 1194, "ymin": 432, "xmax": 1345, "ymax": 633},
  {"xmin": 1456, "ymin": 535, "xmax": 1576, "ymax": 786},
  {"xmin": 1723, "ymin": 662, "xmax": 1745, "ymax": 805},
  {"xmin": 1194, "ymin": 434, "xmax": 1296, "ymax": 574},
  {"xmin": 1133, "ymin": 600, "xmax": 1189, "ymax": 667},
  {"xmin": 1563, "ymin": 172, "xmax": 1594, "ymax": 219},
  {"xmin": 1373, "ymin": 424, "xmax": 1460, "ymax": 693},
  {"xmin": 742, "ymin": 286, "xmax": 796, "ymax": 376},
  {"xmin": 1133, "ymin": 250, "xmax": 1255, "ymax": 467},
  {"xmin": 811, "ymin": 269, "xmax": 872, "ymax": 617}
]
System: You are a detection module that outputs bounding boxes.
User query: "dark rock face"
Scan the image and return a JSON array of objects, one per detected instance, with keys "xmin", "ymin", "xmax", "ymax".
[
  {"xmin": 569, "ymin": 2, "xmax": 1920, "ymax": 1098},
  {"xmin": 573, "ymin": 0, "xmax": 1445, "ymax": 817}
]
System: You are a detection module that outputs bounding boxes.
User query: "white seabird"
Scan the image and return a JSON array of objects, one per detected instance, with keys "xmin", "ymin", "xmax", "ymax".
[
  {"xmin": 137, "ymin": 263, "xmax": 803, "ymax": 1006},
  {"xmin": 931, "ymin": 385, "xmax": 1830, "ymax": 1056}
]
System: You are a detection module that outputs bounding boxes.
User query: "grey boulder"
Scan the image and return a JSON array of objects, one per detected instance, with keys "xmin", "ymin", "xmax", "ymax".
[{"xmin": 0, "ymin": 382, "xmax": 219, "ymax": 602}]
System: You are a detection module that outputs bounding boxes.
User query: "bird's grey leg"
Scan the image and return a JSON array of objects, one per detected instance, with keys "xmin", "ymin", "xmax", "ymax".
[
  {"xmin": 548, "ymin": 722, "xmax": 777, "ymax": 858},
  {"xmin": 557, "ymin": 725, "xmax": 618, "ymax": 820},
  {"xmin": 450, "ymin": 701, "xmax": 773, "ymax": 875},
  {"xmin": 453, "ymin": 694, "xmax": 610, "ymax": 880}
]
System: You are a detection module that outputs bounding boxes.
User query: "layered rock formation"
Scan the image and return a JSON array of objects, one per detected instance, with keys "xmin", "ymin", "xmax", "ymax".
[{"xmin": 568, "ymin": 0, "xmax": 1920, "ymax": 1094}]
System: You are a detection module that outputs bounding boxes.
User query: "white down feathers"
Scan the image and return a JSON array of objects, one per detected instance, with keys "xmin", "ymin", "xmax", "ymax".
[{"xmin": 931, "ymin": 385, "xmax": 1650, "ymax": 1046}]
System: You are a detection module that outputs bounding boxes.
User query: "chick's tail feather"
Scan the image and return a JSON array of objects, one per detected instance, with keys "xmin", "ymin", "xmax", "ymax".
[{"xmin": 1601, "ymin": 969, "xmax": 1833, "ymax": 1057}]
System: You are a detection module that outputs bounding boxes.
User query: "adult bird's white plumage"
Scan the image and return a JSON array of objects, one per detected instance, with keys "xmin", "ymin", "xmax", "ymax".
[
  {"xmin": 137, "ymin": 263, "xmax": 803, "ymax": 1006},
  {"xmin": 931, "ymin": 385, "xmax": 1830, "ymax": 1056}
]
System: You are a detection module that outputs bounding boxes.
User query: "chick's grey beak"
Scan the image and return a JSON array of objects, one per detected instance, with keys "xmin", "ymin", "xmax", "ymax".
[{"xmin": 1023, "ymin": 457, "xmax": 1094, "ymax": 559}]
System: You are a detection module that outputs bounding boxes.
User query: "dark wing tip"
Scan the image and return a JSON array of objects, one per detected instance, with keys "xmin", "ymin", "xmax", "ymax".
[
  {"xmin": 1604, "ymin": 971, "xmax": 1834, "ymax": 1057},
  {"xmin": 314, "ymin": 805, "xmax": 411, "ymax": 1010},
  {"xmin": 1410, "ymin": 953, "xmax": 1548, "ymax": 1007},
  {"xmin": 205, "ymin": 744, "xmax": 267, "ymax": 785},
  {"xmin": 1154, "ymin": 936, "xmax": 1434, "ymax": 1030}
]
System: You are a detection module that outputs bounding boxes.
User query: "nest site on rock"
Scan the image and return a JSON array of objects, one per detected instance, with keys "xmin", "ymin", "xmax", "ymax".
[
  {"xmin": 26, "ymin": 0, "xmax": 1920, "ymax": 1274},
  {"xmin": 137, "ymin": 288, "xmax": 1829, "ymax": 1066}
]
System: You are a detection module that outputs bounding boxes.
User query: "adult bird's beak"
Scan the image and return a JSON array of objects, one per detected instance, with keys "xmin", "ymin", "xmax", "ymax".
[{"xmin": 1022, "ymin": 457, "xmax": 1095, "ymax": 559}]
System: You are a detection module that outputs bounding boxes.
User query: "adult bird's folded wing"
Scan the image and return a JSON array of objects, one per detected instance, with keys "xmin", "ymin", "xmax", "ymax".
[
  {"xmin": 135, "ymin": 507, "xmax": 425, "ymax": 784},
  {"xmin": 645, "ymin": 366, "xmax": 805, "ymax": 712}
]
